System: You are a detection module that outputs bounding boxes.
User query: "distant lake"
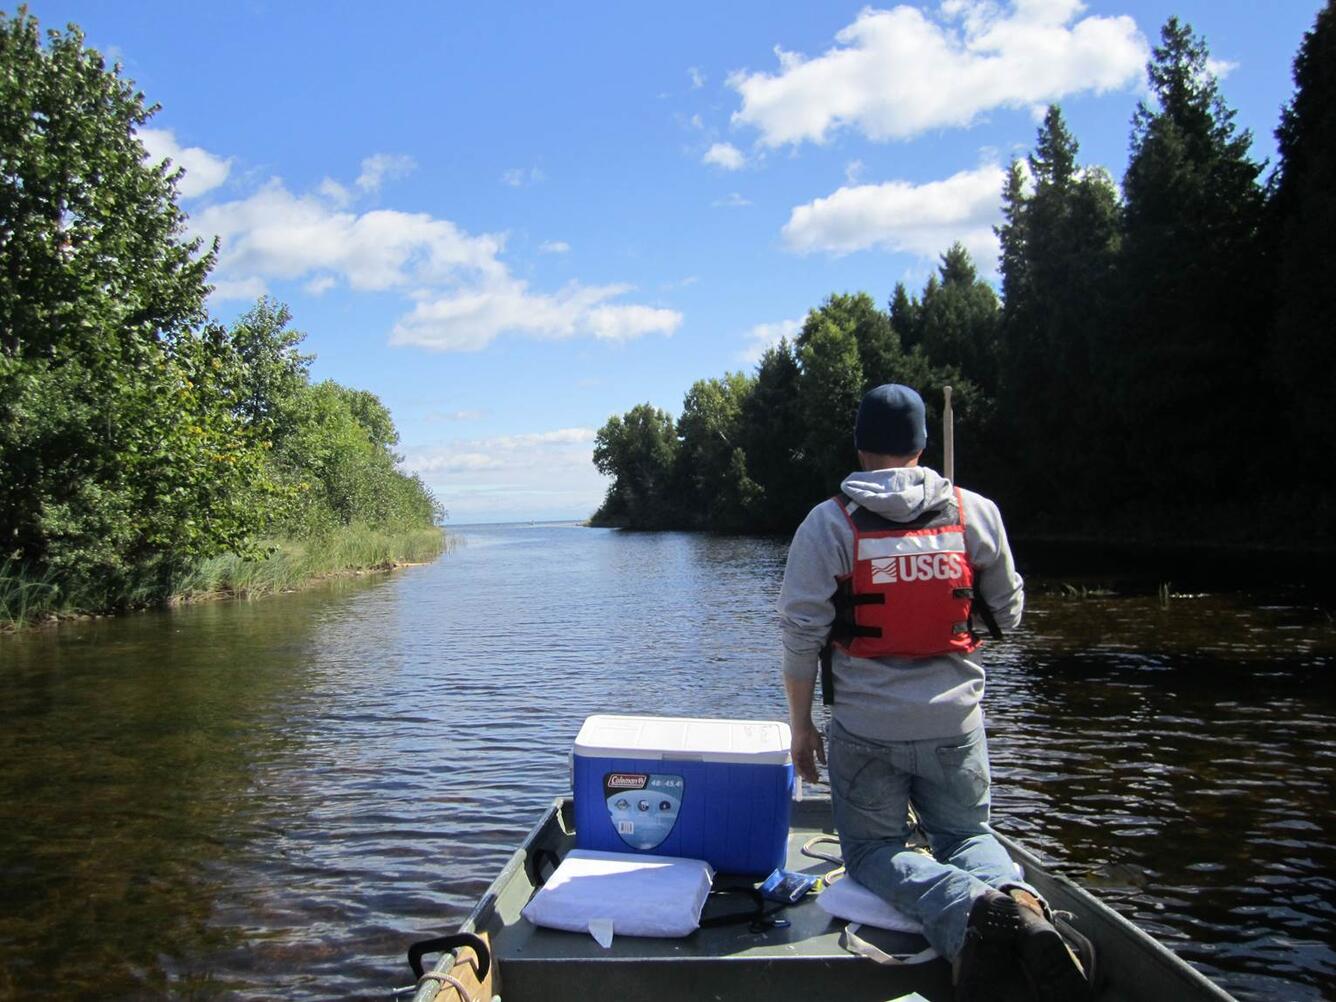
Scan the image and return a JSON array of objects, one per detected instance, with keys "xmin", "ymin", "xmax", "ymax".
[{"xmin": 1, "ymin": 522, "xmax": 1331, "ymax": 999}]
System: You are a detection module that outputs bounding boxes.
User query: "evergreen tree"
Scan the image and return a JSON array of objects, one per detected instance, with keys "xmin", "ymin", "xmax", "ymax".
[
  {"xmin": 888, "ymin": 282, "xmax": 923, "ymax": 353},
  {"xmin": 1117, "ymin": 18, "xmax": 1270, "ymax": 502},
  {"xmin": 916, "ymin": 244, "xmax": 1001, "ymax": 396},
  {"xmin": 1271, "ymin": 1, "xmax": 1336, "ymax": 489},
  {"xmin": 996, "ymin": 161, "xmax": 1031, "ymax": 328},
  {"xmin": 995, "ymin": 107, "xmax": 1120, "ymax": 521}
]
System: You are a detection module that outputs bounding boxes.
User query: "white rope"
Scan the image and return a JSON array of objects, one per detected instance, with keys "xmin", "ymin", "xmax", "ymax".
[{"xmin": 416, "ymin": 968, "xmax": 476, "ymax": 1002}]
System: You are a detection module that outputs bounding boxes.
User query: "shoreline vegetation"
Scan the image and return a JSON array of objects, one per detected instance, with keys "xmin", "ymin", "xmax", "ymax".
[
  {"xmin": 0, "ymin": 13, "xmax": 446, "ymax": 635},
  {"xmin": 1, "ymin": 525, "xmax": 449, "ymax": 632},
  {"xmin": 589, "ymin": 12, "xmax": 1336, "ymax": 548}
]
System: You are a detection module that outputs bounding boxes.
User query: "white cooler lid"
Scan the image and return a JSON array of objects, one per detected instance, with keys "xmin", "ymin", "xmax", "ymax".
[{"xmin": 574, "ymin": 714, "xmax": 792, "ymax": 765}]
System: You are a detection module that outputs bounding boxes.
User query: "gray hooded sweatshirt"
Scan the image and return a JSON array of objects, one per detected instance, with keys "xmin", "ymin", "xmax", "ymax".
[{"xmin": 778, "ymin": 466, "xmax": 1024, "ymax": 742}]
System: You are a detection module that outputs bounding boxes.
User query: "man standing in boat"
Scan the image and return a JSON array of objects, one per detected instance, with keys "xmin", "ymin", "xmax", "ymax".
[{"xmin": 778, "ymin": 383, "xmax": 1092, "ymax": 1001}]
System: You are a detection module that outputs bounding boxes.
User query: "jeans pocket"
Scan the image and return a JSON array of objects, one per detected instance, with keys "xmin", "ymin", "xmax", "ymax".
[
  {"xmin": 933, "ymin": 731, "xmax": 991, "ymax": 806},
  {"xmin": 829, "ymin": 736, "xmax": 901, "ymax": 812}
]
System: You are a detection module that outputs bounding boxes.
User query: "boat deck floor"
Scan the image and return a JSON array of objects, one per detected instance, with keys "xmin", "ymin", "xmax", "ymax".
[{"xmin": 435, "ymin": 797, "xmax": 1233, "ymax": 1002}]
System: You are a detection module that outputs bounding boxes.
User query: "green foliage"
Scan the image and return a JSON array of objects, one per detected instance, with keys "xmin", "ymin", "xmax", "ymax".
[
  {"xmin": 591, "ymin": 276, "xmax": 986, "ymax": 533},
  {"xmin": 1272, "ymin": 1, "xmax": 1336, "ymax": 475},
  {"xmin": 2, "ymin": 525, "xmax": 447, "ymax": 629},
  {"xmin": 995, "ymin": 106, "xmax": 1121, "ymax": 516},
  {"xmin": 0, "ymin": 10, "xmax": 442, "ymax": 623},
  {"xmin": 737, "ymin": 340, "xmax": 811, "ymax": 528},
  {"xmin": 270, "ymin": 379, "xmax": 439, "ymax": 537},
  {"xmin": 227, "ymin": 296, "xmax": 313, "ymax": 443},
  {"xmin": 796, "ymin": 313, "xmax": 864, "ymax": 494},
  {"xmin": 591, "ymin": 404, "xmax": 678, "ymax": 527},
  {"xmin": 916, "ymin": 244, "xmax": 1001, "ymax": 396},
  {"xmin": 170, "ymin": 525, "xmax": 447, "ymax": 601},
  {"xmin": 0, "ymin": 9, "xmax": 267, "ymax": 596},
  {"xmin": 1117, "ymin": 18, "xmax": 1271, "ymax": 496},
  {"xmin": 800, "ymin": 292, "xmax": 899, "ymax": 388},
  {"xmin": 673, "ymin": 372, "xmax": 759, "ymax": 529}
]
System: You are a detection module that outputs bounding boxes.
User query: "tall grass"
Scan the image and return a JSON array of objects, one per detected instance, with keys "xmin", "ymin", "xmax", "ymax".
[
  {"xmin": 171, "ymin": 524, "xmax": 450, "ymax": 600},
  {"xmin": 1, "ymin": 525, "xmax": 450, "ymax": 631},
  {"xmin": 0, "ymin": 560, "xmax": 65, "ymax": 629}
]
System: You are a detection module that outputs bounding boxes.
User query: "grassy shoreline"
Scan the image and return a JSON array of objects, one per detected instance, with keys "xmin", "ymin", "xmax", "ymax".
[{"xmin": 1, "ymin": 524, "xmax": 449, "ymax": 632}]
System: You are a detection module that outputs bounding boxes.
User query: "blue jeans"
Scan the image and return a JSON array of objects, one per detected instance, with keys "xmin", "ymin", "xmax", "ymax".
[{"xmin": 827, "ymin": 719, "xmax": 1037, "ymax": 960}]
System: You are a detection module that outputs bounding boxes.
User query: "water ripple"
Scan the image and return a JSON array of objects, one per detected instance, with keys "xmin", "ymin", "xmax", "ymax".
[{"xmin": 1, "ymin": 524, "xmax": 1332, "ymax": 999}]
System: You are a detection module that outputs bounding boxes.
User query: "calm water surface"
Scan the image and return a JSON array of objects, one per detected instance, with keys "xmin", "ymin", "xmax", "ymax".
[{"xmin": 1, "ymin": 524, "xmax": 1332, "ymax": 1000}]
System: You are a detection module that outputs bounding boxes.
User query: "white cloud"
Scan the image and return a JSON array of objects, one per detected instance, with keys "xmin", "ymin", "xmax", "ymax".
[
  {"xmin": 406, "ymin": 429, "xmax": 596, "ymax": 474},
  {"xmin": 1205, "ymin": 57, "xmax": 1238, "ymax": 80},
  {"xmin": 501, "ymin": 166, "xmax": 546, "ymax": 187},
  {"xmin": 845, "ymin": 159, "xmax": 865, "ymax": 184},
  {"xmin": 356, "ymin": 153, "xmax": 417, "ymax": 193},
  {"xmin": 209, "ymin": 276, "xmax": 267, "ymax": 302},
  {"xmin": 728, "ymin": 1, "xmax": 1147, "ymax": 146},
  {"xmin": 741, "ymin": 316, "xmax": 802, "ymax": 363},
  {"xmin": 390, "ymin": 279, "xmax": 680, "ymax": 352},
  {"xmin": 193, "ymin": 180, "xmax": 508, "ymax": 292},
  {"xmin": 688, "ymin": 66, "xmax": 706, "ymax": 89},
  {"xmin": 539, "ymin": 240, "xmax": 571, "ymax": 254},
  {"xmin": 196, "ymin": 164, "xmax": 679, "ymax": 353},
  {"xmin": 585, "ymin": 303, "xmax": 683, "ymax": 341},
  {"xmin": 712, "ymin": 192, "xmax": 752, "ymax": 208},
  {"xmin": 703, "ymin": 142, "xmax": 747, "ymax": 170},
  {"xmin": 138, "ymin": 128, "xmax": 231, "ymax": 198},
  {"xmin": 318, "ymin": 177, "xmax": 353, "ymax": 206},
  {"xmin": 403, "ymin": 427, "xmax": 607, "ymax": 522},
  {"xmin": 782, "ymin": 163, "xmax": 1006, "ymax": 269},
  {"xmin": 426, "ymin": 409, "xmax": 487, "ymax": 423}
]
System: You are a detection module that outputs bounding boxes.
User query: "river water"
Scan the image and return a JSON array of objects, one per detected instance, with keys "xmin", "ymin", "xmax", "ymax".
[{"xmin": 0, "ymin": 523, "xmax": 1332, "ymax": 1000}]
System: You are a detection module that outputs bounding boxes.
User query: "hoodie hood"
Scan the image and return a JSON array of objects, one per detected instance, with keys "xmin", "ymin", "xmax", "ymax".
[{"xmin": 840, "ymin": 466, "xmax": 953, "ymax": 523}]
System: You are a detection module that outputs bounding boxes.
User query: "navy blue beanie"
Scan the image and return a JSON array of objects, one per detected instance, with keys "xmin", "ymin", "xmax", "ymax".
[{"xmin": 854, "ymin": 384, "xmax": 927, "ymax": 455}]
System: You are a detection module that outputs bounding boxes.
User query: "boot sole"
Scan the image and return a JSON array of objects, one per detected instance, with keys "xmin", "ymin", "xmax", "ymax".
[{"xmin": 1018, "ymin": 923, "xmax": 1094, "ymax": 1002}]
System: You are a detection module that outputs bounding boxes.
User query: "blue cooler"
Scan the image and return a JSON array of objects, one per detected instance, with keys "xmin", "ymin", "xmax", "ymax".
[{"xmin": 572, "ymin": 714, "xmax": 794, "ymax": 875}]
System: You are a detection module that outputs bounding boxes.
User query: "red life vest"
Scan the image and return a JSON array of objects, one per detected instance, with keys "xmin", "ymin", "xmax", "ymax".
[{"xmin": 830, "ymin": 489, "xmax": 983, "ymax": 658}]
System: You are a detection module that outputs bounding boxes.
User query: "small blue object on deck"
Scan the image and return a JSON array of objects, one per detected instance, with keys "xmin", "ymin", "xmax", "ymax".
[{"xmin": 572, "ymin": 715, "xmax": 794, "ymax": 875}]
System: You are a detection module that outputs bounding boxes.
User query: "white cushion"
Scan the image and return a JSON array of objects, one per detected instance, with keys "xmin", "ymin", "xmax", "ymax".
[
  {"xmin": 522, "ymin": 849, "xmax": 715, "ymax": 941},
  {"xmin": 817, "ymin": 875, "xmax": 924, "ymax": 933}
]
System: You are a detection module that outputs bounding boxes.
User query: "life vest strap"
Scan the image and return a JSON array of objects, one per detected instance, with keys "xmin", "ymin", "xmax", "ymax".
[{"xmin": 846, "ymin": 593, "xmax": 884, "ymax": 606}]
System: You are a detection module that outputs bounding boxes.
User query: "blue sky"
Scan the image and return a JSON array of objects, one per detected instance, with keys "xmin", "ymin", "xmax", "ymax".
[{"xmin": 35, "ymin": 1, "xmax": 1324, "ymax": 522}]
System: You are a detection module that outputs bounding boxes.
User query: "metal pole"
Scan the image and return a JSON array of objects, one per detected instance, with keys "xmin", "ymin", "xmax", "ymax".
[{"xmin": 943, "ymin": 385, "xmax": 955, "ymax": 483}]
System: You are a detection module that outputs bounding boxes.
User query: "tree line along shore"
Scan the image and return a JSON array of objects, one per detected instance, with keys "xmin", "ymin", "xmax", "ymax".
[
  {"xmin": 591, "ymin": 12, "xmax": 1336, "ymax": 549},
  {"xmin": 0, "ymin": 12, "xmax": 444, "ymax": 631}
]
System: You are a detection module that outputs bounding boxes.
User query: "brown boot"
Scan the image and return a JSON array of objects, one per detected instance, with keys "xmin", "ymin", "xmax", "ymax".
[
  {"xmin": 953, "ymin": 890, "xmax": 1027, "ymax": 1002},
  {"xmin": 1007, "ymin": 889, "xmax": 1094, "ymax": 1001}
]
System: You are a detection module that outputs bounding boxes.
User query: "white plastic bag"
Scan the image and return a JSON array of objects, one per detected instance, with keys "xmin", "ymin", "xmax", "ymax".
[{"xmin": 522, "ymin": 849, "xmax": 715, "ymax": 944}]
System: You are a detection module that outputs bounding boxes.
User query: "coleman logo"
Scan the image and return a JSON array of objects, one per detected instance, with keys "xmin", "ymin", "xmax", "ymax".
[
  {"xmin": 606, "ymin": 773, "xmax": 648, "ymax": 790},
  {"xmin": 870, "ymin": 552, "xmax": 965, "ymax": 585}
]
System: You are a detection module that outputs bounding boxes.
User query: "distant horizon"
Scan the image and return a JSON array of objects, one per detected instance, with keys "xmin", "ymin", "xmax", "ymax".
[{"xmin": 444, "ymin": 517, "xmax": 590, "ymax": 528}]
